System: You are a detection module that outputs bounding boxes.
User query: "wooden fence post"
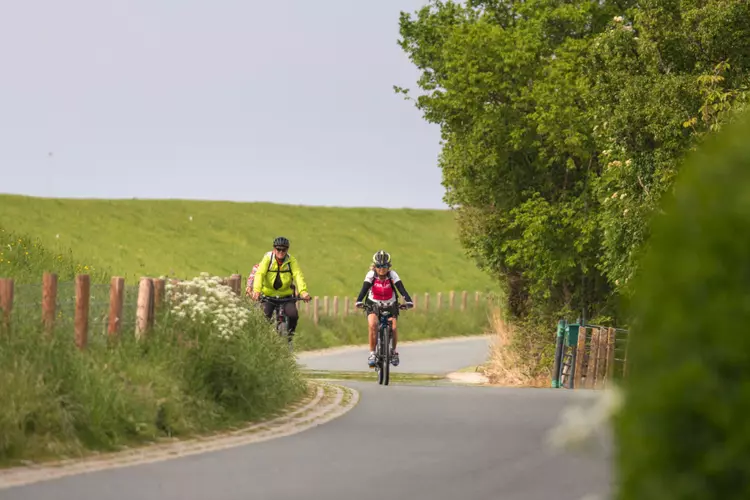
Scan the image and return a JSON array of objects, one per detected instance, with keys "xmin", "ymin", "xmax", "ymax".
[
  {"xmin": 333, "ymin": 296, "xmax": 339, "ymax": 317},
  {"xmin": 230, "ymin": 274, "xmax": 242, "ymax": 296},
  {"xmin": 436, "ymin": 292, "xmax": 442, "ymax": 310},
  {"xmin": 313, "ymin": 296, "xmax": 319, "ymax": 325},
  {"xmin": 153, "ymin": 278, "xmax": 166, "ymax": 311},
  {"xmin": 449, "ymin": 290, "xmax": 455, "ymax": 310},
  {"xmin": 412, "ymin": 294, "xmax": 418, "ymax": 310},
  {"xmin": 574, "ymin": 326, "xmax": 587, "ymax": 388},
  {"xmin": 75, "ymin": 274, "xmax": 90, "ymax": 349},
  {"xmin": 585, "ymin": 328, "xmax": 600, "ymax": 389},
  {"xmin": 461, "ymin": 291, "xmax": 467, "ymax": 311},
  {"xmin": 323, "ymin": 296, "xmax": 329, "ymax": 316},
  {"xmin": 595, "ymin": 328, "xmax": 608, "ymax": 389},
  {"xmin": 343, "ymin": 296, "xmax": 350, "ymax": 317},
  {"xmin": 475, "ymin": 291, "xmax": 480, "ymax": 307},
  {"xmin": 605, "ymin": 327, "xmax": 617, "ymax": 386},
  {"xmin": 424, "ymin": 293, "xmax": 430, "ymax": 311},
  {"xmin": 42, "ymin": 272, "xmax": 58, "ymax": 335},
  {"xmin": 108, "ymin": 276, "xmax": 125, "ymax": 338},
  {"xmin": 0, "ymin": 278, "xmax": 14, "ymax": 331},
  {"xmin": 136, "ymin": 277, "xmax": 154, "ymax": 338},
  {"xmin": 148, "ymin": 278, "xmax": 156, "ymax": 330}
]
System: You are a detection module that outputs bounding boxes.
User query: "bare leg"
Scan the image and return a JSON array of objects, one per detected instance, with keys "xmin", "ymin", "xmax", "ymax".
[
  {"xmin": 368, "ymin": 313, "xmax": 377, "ymax": 351},
  {"xmin": 391, "ymin": 318, "xmax": 398, "ymax": 351}
]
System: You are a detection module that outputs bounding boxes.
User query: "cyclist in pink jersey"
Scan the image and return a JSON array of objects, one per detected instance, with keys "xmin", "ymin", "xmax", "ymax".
[{"xmin": 355, "ymin": 250, "xmax": 414, "ymax": 367}]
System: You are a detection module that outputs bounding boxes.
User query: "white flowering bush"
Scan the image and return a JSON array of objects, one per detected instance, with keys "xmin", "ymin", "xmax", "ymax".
[
  {"xmin": 165, "ymin": 272, "xmax": 256, "ymax": 339},
  {"xmin": 156, "ymin": 273, "xmax": 305, "ymax": 416}
]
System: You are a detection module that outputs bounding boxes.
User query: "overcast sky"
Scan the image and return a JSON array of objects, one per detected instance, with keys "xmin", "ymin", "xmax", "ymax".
[{"xmin": 0, "ymin": 0, "xmax": 447, "ymax": 209}]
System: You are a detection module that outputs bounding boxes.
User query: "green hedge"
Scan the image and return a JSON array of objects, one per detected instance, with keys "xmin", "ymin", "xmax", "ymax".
[{"xmin": 615, "ymin": 110, "xmax": 750, "ymax": 499}]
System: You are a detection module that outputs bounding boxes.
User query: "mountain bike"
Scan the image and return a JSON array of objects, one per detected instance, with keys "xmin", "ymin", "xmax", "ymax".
[
  {"xmin": 259, "ymin": 294, "xmax": 308, "ymax": 352},
  {"xmin": 370, "ymin": 301, "xmax": 411, "ymax": 386}
]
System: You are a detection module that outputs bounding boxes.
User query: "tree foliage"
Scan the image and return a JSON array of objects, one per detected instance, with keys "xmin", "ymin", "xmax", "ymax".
[{"xmin": 396, "ymin": 0, "xmax": 750, "ymax": 334}]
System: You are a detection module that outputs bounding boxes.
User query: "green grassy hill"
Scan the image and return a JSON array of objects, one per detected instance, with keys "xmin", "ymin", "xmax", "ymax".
[{"xmin": 0, "ymin": 194, "xmax": 498, "ymax": 296}]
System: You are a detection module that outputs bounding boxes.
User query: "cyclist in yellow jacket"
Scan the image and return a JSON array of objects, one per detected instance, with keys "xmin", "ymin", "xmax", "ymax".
[{"xmin": 249, "ymin": 236, "xmax": 311, "ymax": 335}]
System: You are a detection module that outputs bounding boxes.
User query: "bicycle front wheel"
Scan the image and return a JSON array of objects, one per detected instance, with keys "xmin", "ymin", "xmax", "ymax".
[{"xmin": 381, "ymin": 326, "xmax": 391, "ymax": 386}]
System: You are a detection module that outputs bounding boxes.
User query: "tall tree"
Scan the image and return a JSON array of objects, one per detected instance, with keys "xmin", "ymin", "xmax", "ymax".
[{"xmin": 396, "ymin": 0, "xmax": 749, "ymax": 341}]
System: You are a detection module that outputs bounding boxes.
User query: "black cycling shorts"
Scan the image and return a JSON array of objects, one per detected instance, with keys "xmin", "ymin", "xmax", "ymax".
[{"xmin": 364, "ymin": 300, "xmax": 400, "ymax": 319}]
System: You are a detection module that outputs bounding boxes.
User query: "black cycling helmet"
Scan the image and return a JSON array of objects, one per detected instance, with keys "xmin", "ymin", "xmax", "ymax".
[
  {"xmin": 372, "ymin": 250, "xmax": 391, "ymax": 267},
  {"xmin": 273, "ymin": 236, "xmax": 290, "ymax": 249}
]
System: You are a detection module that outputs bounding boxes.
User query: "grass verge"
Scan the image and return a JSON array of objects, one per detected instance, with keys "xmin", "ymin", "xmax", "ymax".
[{"xmin": 0, "ymin": 281, "xmax": 307, "ymax": 467}]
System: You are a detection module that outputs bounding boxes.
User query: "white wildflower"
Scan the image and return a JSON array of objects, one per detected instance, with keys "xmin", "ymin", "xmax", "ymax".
[
  {"xmin": 613, "ymin": 16, "xmax": 624, "ymax": 23},
  {"xmin": 166, "ymin": 272, "xmax": 257, "ymax": 339}
]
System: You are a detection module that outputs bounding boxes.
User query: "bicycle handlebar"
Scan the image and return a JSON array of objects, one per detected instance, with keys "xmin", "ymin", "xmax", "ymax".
[
  {"xmin": 355, "ymin": 301, "xmax": 414, "ymax": 311},
  {"xmin": 258, "ymin": 294, "xmax": 310, "ymax": 303}
]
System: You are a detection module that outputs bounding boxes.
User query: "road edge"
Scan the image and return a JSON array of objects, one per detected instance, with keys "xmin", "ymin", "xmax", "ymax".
[{"xmin": 0, "ymin": 381, "xmax": 359, "ymax": 491}]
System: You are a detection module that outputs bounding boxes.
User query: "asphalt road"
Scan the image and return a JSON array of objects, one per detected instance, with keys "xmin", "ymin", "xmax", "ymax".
[
  {"xmin": 1, "ymin": 338, "xmax": 612, "ymax": 500},
  {"xmin": 297, "ymin": 335, "xmax": 493, "ymax": 374}
]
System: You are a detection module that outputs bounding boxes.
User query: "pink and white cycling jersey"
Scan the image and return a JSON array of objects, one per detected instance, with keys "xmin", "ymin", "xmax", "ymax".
[{"xmin": 364, "ymin": 269, "xmax": 401, "ymax": 304}]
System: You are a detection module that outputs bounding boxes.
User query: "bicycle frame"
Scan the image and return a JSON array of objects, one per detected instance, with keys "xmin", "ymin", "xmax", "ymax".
[
  {"xmin": 370, "ymin": 301, "xmax": 409, "ymax": 386},
  {"xmin": 259, "ymin": 294, "xmax": 305, "ymax": 352}
]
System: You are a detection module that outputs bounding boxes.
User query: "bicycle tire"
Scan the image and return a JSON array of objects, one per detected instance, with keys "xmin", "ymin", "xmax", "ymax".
[
  {"xmin": 377, "ymin": 324, "xmax": 385, "ymax": 385},
  {"xmin": 285, "ymin": 318, "xmax": 294, "ymax": 353},
  {"xmin": 382, "ymin": 324, "xmax": 391, "ymax": 386}
]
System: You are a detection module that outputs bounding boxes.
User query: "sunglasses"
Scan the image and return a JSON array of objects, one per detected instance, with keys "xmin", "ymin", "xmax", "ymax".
[
  {"xmin": 375, "ymin": 264, "xmax": 390, "ymax": 269},
  {"xmin": 274, "ymin": 247, "xmax": 288, "ymax": 252}
]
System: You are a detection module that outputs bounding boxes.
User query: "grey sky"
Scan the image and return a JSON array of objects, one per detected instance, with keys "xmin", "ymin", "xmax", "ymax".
[{"xmin": 0, "ymin": 0, "xmax": 447, "ymax": 209}]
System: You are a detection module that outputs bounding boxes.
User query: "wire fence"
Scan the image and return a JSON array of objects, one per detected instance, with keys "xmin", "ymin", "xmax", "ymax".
[
  {"xmin": 9, "ymin": 282, "xmax": 140, "ymax": 345},
  {"xmin": 556, "ymin": 323, "xmax": 630, "ymax": 390},
  {"xmin": 0, "ymin": 273, "xmax": 495, "ymax": 349}
]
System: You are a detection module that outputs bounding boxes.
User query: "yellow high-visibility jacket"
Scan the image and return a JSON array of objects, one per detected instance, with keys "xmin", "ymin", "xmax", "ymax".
[{"xmin": 252, "ymin": 251, "xmax": 308, "ymax": 298}]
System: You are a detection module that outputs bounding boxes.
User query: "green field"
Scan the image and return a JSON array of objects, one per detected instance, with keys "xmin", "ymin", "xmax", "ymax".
[{"xmin": 0, "ymin": 194, "xmax": 499, "ymax": 296}]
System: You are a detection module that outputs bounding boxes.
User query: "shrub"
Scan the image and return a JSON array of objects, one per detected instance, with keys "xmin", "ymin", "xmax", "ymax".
[{"xmin": 615, "ymin": 110, "xmax": 750, "ymax": 499}]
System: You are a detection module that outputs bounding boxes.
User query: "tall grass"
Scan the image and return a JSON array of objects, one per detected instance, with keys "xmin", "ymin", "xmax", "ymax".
[
  {"xmin": 0, "ymin": 195, "xmax": 500, "ymax": 295},
  {"xmin": 0, "ymin": 285, "xmax": 306, "ymax": 465},
  {"xmin": 481, "ymin": 306, "xmax": 553, "ymax": 387},
  {"xmin": 0, "ymin": 226, "xmax": 110, "ymax": 284}
]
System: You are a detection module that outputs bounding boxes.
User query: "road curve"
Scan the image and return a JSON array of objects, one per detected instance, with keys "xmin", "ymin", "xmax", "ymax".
[{"xmin": 1, "ymin": 337, "xmax": 612, "ymax": 500}]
